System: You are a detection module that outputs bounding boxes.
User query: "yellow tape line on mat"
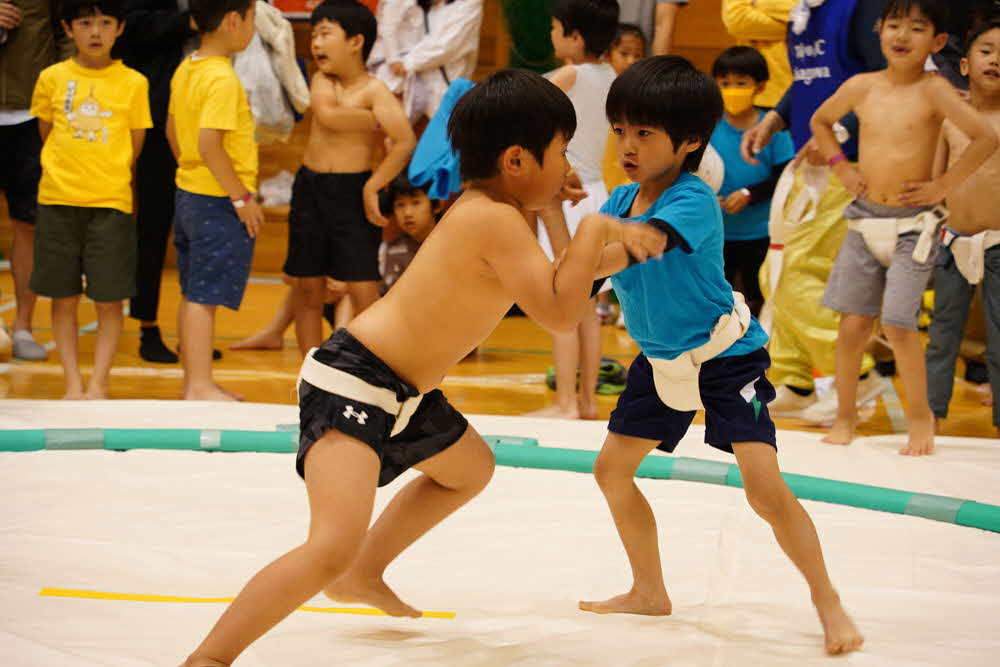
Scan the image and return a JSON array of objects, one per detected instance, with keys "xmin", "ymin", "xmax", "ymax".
[{"xmin": 38, "ymin": 588, "xmax": 455, "ymax": 619}]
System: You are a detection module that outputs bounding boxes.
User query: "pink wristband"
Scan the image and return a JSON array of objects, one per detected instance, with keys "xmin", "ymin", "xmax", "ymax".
[{"xmin": 827, "ymin": 152, "xmax": 847, "ymax": 167}]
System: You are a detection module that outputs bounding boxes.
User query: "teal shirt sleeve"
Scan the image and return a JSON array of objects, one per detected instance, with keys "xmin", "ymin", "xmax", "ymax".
[{"xmin": 647, "ymin": 178, "xmax": 717, "ymax": 252}]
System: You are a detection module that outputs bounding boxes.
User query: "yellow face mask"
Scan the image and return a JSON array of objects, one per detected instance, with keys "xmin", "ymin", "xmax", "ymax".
[{"xmin": 721, "ymin": 87, "xmax": 756, "ymax": 115}]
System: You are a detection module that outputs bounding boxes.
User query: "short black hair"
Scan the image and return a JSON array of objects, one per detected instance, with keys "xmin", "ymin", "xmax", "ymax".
[
  {"xmin": 189, "ymin": 0, "xmax": 253, "ymax": 35},
  {"xmin": 711, "ymin": 46, "xmax": 769, "ymax": 82},
  {"xmin": 387, "ymin": 174, "xmax": 432, "ymax": 207},
  {"xmin": 61, "ymin": 0, "xmax": 126, "ymax": 24},
  {"xmin": 965, "ymin": 17, "xmax": 1000, "ymax": 53},
  {"xmin": 880, "ymin": 0, "xmax": 948, "ymax": 34},
  {"xmin": 551, "ymin": 0, "xmax": 620, "ymax": 57},
  {"xmin": 311, "ymin": 0, "xmax": 378, "ymax": 61},
  {"xmin": 613, "ymin": 22, "xmax": 647, "ymax": 49},
  {"xmin": 448, "ymin": 69, "xmax": 576, "ymax": 182},
  {"xmin": 606, "ymin": 55, "xmax": 723, "ymax": 173}
]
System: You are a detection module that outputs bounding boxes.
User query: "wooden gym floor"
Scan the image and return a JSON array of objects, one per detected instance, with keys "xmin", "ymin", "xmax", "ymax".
[{"xmin": 0, "ymin": 265, "xmax": 995, "ymax": 440}]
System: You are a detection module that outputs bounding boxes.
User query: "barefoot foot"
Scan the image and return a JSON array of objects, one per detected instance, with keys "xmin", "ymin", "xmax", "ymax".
[
  {"xmin": 899, "ymin": 415, "xmax": 934, "ymax": 456},
  {"xmin": 525, "ymin": 403, "xmax": 581, "ymax": 419},
  {"xmin": 229, "ymin": 331, "xmax": 284, "ymax": 351},
  {"xmin": 84, "ymin": 383, "xmax": 108, "ymax": 400},
  {"xmin": 578, "ymin": 589, "xmax": 672, "ymax": 616},
  {"xmin": 325, "ymin": 573, "xmax": 421, "ymax": 618},
  {"xmin": 578, "ymin": 395, "xmax": 599, "ymax": 420},
  {"xmin": 814, "ymin": 594, "xmax": 864, "ymax": 655},
  {"xmin": 180, "ymin": 657, "xmax": 229, "ymax": 667},
  {"xmin": 183, "ymin": 385, "xmax": 237, "ymax": 401},
  {"xmin": 822, "ymin": 418, "xmax": 856, "ymax": 445},
  {"xmin": 62, "ymin": 389, "xmax": 87, "ymax": 400}
]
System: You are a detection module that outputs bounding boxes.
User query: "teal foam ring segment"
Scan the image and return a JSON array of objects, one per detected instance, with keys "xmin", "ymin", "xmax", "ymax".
[{"xmin": 1, "ymin": 429, "xmax": 999, "ymax": 533}]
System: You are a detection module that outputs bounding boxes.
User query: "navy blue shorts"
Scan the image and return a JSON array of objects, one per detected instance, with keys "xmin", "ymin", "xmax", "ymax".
[
  {"xmin": 173, "ymin": 189, "xmax": 255, "ymax": 311},
  {"xmin": 608, "ymin": 347, "xmax": 777, "ymax": 453}
]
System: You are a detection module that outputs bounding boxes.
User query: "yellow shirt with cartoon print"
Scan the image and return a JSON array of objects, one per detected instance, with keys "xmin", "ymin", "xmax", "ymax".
[
  {"xmin": 30, "ymin": 59, "xmax": 152, "ymax": 214},
  {"xmin": 169, "ymin": 55, "xmax": 258, "ymax": 197}
]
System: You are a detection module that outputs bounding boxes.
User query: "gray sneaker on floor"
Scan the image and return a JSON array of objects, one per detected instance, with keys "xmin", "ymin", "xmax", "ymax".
[{"xmin": 12, "ymin": 330, "xmax": 48, "ymax": 361}]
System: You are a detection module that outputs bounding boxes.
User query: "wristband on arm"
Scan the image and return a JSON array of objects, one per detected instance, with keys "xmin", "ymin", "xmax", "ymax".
[{"xmin": 827, "ymin": 152, "xmax": 848, "ymax": 167}]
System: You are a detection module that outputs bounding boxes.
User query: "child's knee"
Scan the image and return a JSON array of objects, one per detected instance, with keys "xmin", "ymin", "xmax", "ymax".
[
  {"xmin": 592, "ymin": 453, "xmax": 633, "ymax": 494},
  {"xmin": 882, "ymin": 323, "xmax": 917, "ymax": 344},
  {"xmin": 306, "ymin": 534, "xmax": 364, "ymax": 580},
  {"xmin": 743, "ymin": 480, "xmax": 794, "ymax": 523}
]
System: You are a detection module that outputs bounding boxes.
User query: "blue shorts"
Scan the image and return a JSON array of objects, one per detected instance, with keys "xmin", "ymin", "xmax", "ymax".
[
  {"xmin": 608, "ymin": 347, "xmax": 777, "ymax": 453},
  {"xmin": 173, "ymin": 189, "xmax": 254, "ymax": 311}
]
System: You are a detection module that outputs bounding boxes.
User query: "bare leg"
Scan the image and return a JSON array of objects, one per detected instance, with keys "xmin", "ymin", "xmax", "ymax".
[
  {"xmin": 179, "ymin": 299, "xmax": 233, "ymax": 401},
  {"xmin": 579, "ymin": 432, "xmax": 672, "ymax": 615},
  {"xmin": 11, "ymin": 220, "xmax": 38, "ymax": 334},
  {"xmin": 51, "ymin": 296, "xmax": 84, "ymax": 399},
  {"xmin": 733, "ymin": 441, "xmax": 864, "ymax": 655},
  {"xmin": 292, "ymin": 278, "xmax": 326, "ymax": 357},
  {"xmin": 577, "ymin": 300, "xmax": 602, "ymax": 420},
  {"xmin": 823, "ymin": 313, "xmax": 875, "ymax": 444},
  {"xmin": 326, "ymin": 425, "xmax": 495, "ymax": 615},
  {"xmin": 230, "ymin": 288, "xmax": 292, "ymax": 350},
  {"xmin": 86, "ymin": 301, "xmax": 123, "ymax": 399},
  {"xmin": 345, "ymin": 281, "xmax": 379, "ymax": 318},
  {"xmin": 181, "ymin": 433, "xmax": 381, "ymax": 666},
  {"xmin": 527, "ymin": 329, "xmax": 582, "ymax": 418},
  {"xmin": 884, "ymin": 325, "xmax": 935, "ymax": 455}
]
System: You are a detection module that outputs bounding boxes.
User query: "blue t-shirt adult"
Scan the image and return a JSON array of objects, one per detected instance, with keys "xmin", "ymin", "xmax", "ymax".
[
  {"xmin": 605, "ymin": 172, "xmax": 770, "ymax": 360},
  {"xmin": 711, "ymin": 110, "xmax": 795, "ymax": 241}
]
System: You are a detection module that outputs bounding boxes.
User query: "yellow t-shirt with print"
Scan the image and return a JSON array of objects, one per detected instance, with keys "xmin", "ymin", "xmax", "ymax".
[
  {"xmin": 30, "ymin": 59, "xmax": 152, "ymax": 214},
  {"xmin": 169, "ymin": 55, "xmax": 258, "ymax": 197}
]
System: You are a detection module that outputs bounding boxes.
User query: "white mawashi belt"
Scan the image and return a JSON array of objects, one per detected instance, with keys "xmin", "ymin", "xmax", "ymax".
[
  {"xmin": 648, "ymin": 292, "xmax": 753, "ymax": 412},
  {"xmin": 298, "ymin": 348, "xmax": 422, "ymax": 437},
  {"xmin": 846, "ymin": 205, "xmax": 948, "ymax": 268},
  {"xmin": 940, "ymin": 226, "xmax": 1000, "ymax": 285}
]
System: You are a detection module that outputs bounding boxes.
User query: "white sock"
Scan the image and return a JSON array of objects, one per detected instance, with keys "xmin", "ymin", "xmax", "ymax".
[{"xmin": 12, "ymin": 329, "xmax": 35, "ymax": 342}]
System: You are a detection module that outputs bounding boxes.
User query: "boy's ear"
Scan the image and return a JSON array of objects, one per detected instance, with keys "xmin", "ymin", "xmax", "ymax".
[
  {"xmin": 115, "ymin": 20, "xmax": 125, "ymax": 38},
  {"xmin": 931, "ymin": 32, "xmax": 948, "ymax": 54},
  {"xmin": 754, "ymin": 81, "xmax": 767, "ymax": 96},
  {"xmin": 347, "ymin": 32, "xmax": 365, "ymax": 55},
  {"xmin": 959, "ymin": 57, "xmax": 969, "ymax": 77},
  {"xmin": 60, "ymin": 19, "xmax": 72, "ymax": 38},
  {"xmin": 499, "ymin": 145, "xmax": 527, "ymax": 175},
  {"xmin": 680, "ymin": 137, "xmax": 703, "ymax": 157}
]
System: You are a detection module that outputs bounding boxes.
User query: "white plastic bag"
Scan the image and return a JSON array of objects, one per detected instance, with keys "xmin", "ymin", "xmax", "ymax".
[{"xmin": 234, "ymin": 32, "xmax": 295, "ymax": 144}]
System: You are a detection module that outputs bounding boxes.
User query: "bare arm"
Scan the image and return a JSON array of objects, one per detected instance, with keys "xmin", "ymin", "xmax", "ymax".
[
  {"xmin": 364, "ymin": 82, "xmax": 417, "ymax": 226},
  {"xmin": 165, "ymin": 114, "xmax": 179, "ymax": 160},
  {"xmin": 652, "ymin": 2, "xmax": 682, "ymax": 55},
  {"xmin": 810, "ymin": 75, "xmax": 868, "ymax": 196},
  {"xmin": 486, "ymin": 210, "xmax": 665, "ymax": 332},
  {"xmin": 931, "ymin": 125, "xmax": 949, "ymax": 180},
  {"xmin": 899, "ymin": 78, "xmax": 999, "ymax": 206},
  {"xmin": 38, "ymin": 120, "xmax": 52, "ymax": 143},
  {"xmin": 198, "ymin": 128, "xmax": 264, "ymax": 237},
  {"xmin": 546, "ymin": 65, "xmax": 577, "ymax": 93},
  {"xmin": 309, "ymin": 74, "xmax": 378, "ymax": 132},
  {"xmin": 130, "ymin": 128, "xmax": 146, "ymax": 165}
]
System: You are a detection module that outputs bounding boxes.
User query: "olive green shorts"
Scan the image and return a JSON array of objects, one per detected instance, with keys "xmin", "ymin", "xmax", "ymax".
[{"xmin": 30, "ymin": 204, "xmax": 137, "ymax": 302}]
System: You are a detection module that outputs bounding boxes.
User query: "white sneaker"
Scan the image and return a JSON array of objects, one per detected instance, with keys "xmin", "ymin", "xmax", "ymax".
[
  {"xmin": 769, "ymin": 385, "xmax": 818, "ymax": 417},
  {"xmin": 12, "ymin": 329, "xmax": 48, "ymax": 361},
  {"xmin": 799, "ymin": 373, "xmax": 886, "ymax": 425}
]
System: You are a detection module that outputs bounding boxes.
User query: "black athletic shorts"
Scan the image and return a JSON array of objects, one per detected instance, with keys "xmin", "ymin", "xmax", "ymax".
[
  {"xmin": 608, "ymin": 347, "xmax": 778, "ymax": 453},
  {"xmin": 283, "ymin": 166, "xmax": 381, "ymax": 282},
  {"xmin": 0, "ymin": 119, "xmax": 42, "ymax": 223},
  {"xmin": 296, "ymin": 328, "xmax": 469, "ymax": 486}
]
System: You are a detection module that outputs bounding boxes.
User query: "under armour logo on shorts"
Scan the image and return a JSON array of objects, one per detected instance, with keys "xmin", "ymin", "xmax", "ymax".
[{"xmin": 343, "ymin": 405, "xmax": 368, "ymax": 424}]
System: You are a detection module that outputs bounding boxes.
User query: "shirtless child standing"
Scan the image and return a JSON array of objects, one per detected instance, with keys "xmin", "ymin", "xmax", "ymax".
[
  {"xmin": 926, "ymin": 19, "xmax": 1000, "ymax": 439},
  {"xmin": 284, "ymin": 0, "xmax": 416, "ymax": 356},
  {"xmin": 810, "ymin": 0, "xmax": 997, "ymax": 455},
  {"xmin": 180, "ymin": 68, "xmax": 668, "ymax": 666}
]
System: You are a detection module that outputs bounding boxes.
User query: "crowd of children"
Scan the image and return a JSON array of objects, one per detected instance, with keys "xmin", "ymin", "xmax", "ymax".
[{"xmin": 2, "ymin": 0, "xmax": 999, "ymax": 663}]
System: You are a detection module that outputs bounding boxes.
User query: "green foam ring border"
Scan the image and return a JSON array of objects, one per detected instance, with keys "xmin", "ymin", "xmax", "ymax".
[{"xmin": 1, "ymin": 429, "xmax": 998, "ymax": 533}]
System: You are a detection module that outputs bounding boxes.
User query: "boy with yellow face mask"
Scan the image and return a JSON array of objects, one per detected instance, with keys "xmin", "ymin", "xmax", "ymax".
[{"xmin": 709, "ymin": 46, "xmax": 795, "ymax": 317}]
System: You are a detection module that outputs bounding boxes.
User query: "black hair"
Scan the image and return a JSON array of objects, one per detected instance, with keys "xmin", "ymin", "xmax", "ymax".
[
  {"xmin": 965, "ymin": 17, "xmax": 1000, "ymax": 53},
  {"xmin": 448, "ymin": 69, "xmax": 576, "ymax": 182},
  {"xmin": 387, "ymin": 174, "xmax": 432, "ymax": 207},
  {"xmin": 606, "ymin": 55, "xmax": 723, "ymax": 173},
  {"xmin": 613, "ymin": 22, "xmax": 647, "ymax": 49},
  {"xmin": 880, "ymin": 0, "xmax": 949, "ymax": 35},
  {"xmin": 711, "ymin": 46, "xmax": 769, "ymax": 82},
  {"xmin": 61, "ymin": 0, "xmax": 126, "ymax": 24},
  {"xmin": 311, "ymin": 0, "xmax": 378, "ymax": 61},
  {"xmin": 189, "ymin": 0, "xmax": 253, "ymax": 35},
  {"xmin": 551, "ymin": 0, "xmax": 620, "ymax": 57}
]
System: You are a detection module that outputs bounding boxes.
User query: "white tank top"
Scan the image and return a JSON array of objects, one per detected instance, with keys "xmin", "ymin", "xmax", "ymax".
[{"xmin": 563, "ymin": 62, "xmax": 616, "ymax": 185}]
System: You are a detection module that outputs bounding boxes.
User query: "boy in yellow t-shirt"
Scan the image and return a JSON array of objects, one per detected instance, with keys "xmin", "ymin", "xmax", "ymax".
[
  {"xmin": 29, "ymin": 0, "xmax": 152, "ymax": 399},
  {"xmin": 166, "ymin": 0, "xmax": 258, "ymax": 402}
]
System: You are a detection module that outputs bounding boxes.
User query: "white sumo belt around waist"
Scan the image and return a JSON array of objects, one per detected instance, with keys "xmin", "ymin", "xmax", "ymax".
[
  {"xmin": 298, "ymin": 349, "xmax": 423, "ymax": 437},
  {"xmin": 647, "ymin": 292, "xmax": 752, "ymax": 412},
  {"xmin": 941, "ymin": 226, "xmax": 1000, "ymax": 285},
  {"xmin": 847, "ymin": 205, "xmax": 948, "ymax": 268}
]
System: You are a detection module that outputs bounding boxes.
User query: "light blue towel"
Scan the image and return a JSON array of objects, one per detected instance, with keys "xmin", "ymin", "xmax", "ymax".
[{"xmin": 408, "ymin": 78, "xmax": 476, "ymax": 200}]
